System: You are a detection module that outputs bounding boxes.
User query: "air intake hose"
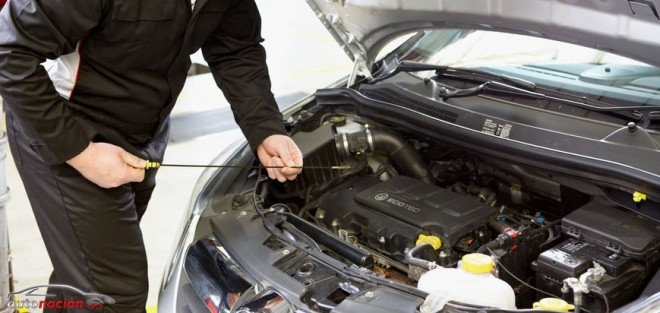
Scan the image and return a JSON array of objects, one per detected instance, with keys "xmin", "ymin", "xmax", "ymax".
[{"xmin": 337, "ymin": 127, "xmax": 432, "ymax": 183}]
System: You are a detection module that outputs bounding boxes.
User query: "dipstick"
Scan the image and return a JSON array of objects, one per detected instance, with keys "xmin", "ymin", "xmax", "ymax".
[{"xmin": 144, "ymin": 161, "xmax": 350, "ymax": 170}]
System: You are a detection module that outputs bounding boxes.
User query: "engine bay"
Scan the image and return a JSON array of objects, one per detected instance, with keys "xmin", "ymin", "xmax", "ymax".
[{"xmin": 255, "ymin": 108, "xmax": 660, "ymax": 312}]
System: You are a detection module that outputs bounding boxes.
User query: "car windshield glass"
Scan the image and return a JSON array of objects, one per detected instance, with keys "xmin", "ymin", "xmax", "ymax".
[{"xmin": 392, "ymin": 29, "xmax": 660, "ymax": 107}]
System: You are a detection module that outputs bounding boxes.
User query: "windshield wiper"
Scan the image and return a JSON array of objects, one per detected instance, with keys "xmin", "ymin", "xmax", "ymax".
[
  {"xmin": 371, "ymin": 59, "xmax": 658, "ymax": 124},
  {"xmin": 438, "ymin": 80, "xmax": 658, "ymax": 123},
  {"xmin": 371, "ymin": 59, "xmax": 536, "ymax": 89}
]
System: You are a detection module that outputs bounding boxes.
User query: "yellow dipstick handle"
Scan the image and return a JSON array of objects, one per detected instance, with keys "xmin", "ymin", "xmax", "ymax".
[{"xmin": 145, "ymin": 161, "xmax": 161, "ymax": 169}]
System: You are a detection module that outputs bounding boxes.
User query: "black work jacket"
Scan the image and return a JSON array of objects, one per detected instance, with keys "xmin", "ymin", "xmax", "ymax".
[{"xmin": 0, "ymin": 0, "xmax": 286, "ymax": 164}]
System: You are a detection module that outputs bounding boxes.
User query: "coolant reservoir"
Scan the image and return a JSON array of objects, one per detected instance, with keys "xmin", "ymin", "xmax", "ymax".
[{"xmin": 417, "ymin": 253, "xmax": 516, "ymax": 310}]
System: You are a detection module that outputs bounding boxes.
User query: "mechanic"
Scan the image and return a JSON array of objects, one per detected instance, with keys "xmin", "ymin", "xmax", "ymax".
[{"xmin": 0, "ymin": 0, "xmax": 302, "ymax": 312}]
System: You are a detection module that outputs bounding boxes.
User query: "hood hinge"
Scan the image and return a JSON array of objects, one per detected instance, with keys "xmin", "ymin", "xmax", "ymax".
[
  {"xmin": 304, "ymin": 0, "xmax": 372, "ymax": 81},
  {"xmin": 326, "ymin": 14, "xmax": 369, "ymax": 59},
  {"xmin": 347, "ymin": 55, "xmax": 371, "ymax": 87}
]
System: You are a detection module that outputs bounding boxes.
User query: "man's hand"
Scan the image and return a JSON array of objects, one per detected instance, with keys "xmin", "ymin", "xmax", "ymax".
[
  {"xmin": 66, "ymin": 142, "xmax": 147, "ymax": 188},
  {"xmin": 256, "ymin": 134, "xmax": 303, "ymax": 182}
]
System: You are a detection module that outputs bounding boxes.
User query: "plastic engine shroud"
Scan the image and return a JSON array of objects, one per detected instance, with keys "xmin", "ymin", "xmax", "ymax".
[{"xmin": 318, "ymin": 175, "xmax": 497, "ymax": 262}]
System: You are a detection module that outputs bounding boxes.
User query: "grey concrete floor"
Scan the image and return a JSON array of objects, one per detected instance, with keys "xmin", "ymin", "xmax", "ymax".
[{"xmin": 5, "ymin": 0, "xmax": 351, "ymax": 310}]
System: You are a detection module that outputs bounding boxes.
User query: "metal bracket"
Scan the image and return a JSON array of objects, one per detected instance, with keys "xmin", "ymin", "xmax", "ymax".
[{"xmin": 347, "ymin": 56, "xmax": 370, "ymax": 87}]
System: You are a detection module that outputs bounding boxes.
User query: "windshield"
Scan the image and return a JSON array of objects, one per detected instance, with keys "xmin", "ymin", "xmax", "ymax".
[{"xmin": 393, "ymin": 29, "xmax": 660, "ymax": 107}]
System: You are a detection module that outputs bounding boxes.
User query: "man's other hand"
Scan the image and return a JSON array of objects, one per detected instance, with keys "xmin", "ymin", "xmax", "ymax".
[
  {"xmin": 256, "ymin": 134, "xmax": 303, "ymax": 182},
  {"xmin": 66, "ymin": 142, "xmax": 147, "ymax": 188}
]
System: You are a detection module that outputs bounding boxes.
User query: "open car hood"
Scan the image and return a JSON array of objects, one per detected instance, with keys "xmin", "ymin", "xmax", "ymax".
[{"xmin": 306, "ymin": 0, "xmax": 660, "ymax": 72}]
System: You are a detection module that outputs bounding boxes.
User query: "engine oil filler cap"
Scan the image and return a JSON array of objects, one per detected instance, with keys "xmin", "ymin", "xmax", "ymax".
[
  {"xmin": 416, "ymin": 234, "xmax": 442, "ymax": 250},
  {"xmin": 532, "ymin": 298, "xmax": 574, "ymax": 312},
  {"xmin": 461, "ymin": 253, "xmax": 494, "ymax": 274},
  {"xmin": 329, "ymin": 115, "xmax": 347, "ymax": 126}
]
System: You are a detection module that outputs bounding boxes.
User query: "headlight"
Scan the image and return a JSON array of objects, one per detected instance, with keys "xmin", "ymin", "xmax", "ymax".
[{"xmin": 184, "ymin": 236, "xmax": 296, "ymax": 313}]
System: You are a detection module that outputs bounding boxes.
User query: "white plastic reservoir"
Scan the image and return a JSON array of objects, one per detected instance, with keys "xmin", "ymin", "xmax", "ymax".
[{"xmin": 417, "ymin": 253, "xmax": 516, "ymax": 310}]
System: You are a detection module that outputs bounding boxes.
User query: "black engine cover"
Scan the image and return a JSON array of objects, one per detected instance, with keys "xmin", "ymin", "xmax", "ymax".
[{"xmin": 318, "ymin": 176, "xmax": 497, "ymax": 262}]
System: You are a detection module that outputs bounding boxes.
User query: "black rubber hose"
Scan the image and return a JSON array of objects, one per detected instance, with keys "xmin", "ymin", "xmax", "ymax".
[
  {"xmin": 477, "ymin": 239, "xmax": 501, "ymax": 254},
  {"xmin": 489, "ymin": 219, "xmax": 511, "ymax": 234},
  {"xmin": 285, "ymin": 213, "xmax": 375, "ymax": 269},
  {"xmin": 404, "ymin": 243, "xmax": 437, "ymax": 270},
  {"xmin": 370, "ymin": 129, "xmax": 433, "ymax": 183},
  {"xmin": 528, "ymin": 219, "xmax": 561, "ymax": 235}
]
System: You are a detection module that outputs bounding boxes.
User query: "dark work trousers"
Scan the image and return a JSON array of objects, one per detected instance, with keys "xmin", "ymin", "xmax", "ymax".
[{"xmin": 7, "ymin": 114, "xmax": 160, "ymax": 313}]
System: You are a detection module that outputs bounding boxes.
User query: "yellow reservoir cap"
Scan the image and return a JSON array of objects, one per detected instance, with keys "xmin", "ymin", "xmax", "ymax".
[
  {"xmin": 461, "ymin": 253, "xmax": 494, "ymax": 274},
  {"xmin": 416, "ymin": 234, "xmax": 442, "ymax": 250},
  {"xmin": 533, "ymin": 298, "xmax": 574, "ymax": 312},
  {"xmin": 633, "ymin": 191, "xmax": 647, "ymax": 203}
]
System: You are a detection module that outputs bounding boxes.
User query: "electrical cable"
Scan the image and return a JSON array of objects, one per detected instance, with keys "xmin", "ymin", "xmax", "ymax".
[
  {"xmin": 252, "ymin": 164, "xmax": 272, "ymax": 220},
  {"xmin": 604, "ymin": 293, "xmax": 610, "ymax": 313},
  {"xmin": 593, "ymin": 290, "xmax": 610, "ymax": 313},
  {"xmin": 487, "ymin": 248, "xmax": 559, "ymax": 299}
]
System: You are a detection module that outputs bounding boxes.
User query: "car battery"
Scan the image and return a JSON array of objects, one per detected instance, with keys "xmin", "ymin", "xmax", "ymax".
[{"xmin": 533, "ymin": 239, "xmax": 647, "ymax": 312}]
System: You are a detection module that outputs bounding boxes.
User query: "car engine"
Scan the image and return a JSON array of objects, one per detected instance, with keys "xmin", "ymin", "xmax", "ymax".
[
  {"xmin": 317, "ymin": 175, "xmax": 496, "ymax": 270},
  {"xmin": 263, "ymin": 111, "xmax": 660, "ymax": 311}
]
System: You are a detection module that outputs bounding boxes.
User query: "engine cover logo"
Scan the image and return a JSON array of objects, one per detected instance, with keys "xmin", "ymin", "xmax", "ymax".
[
  {"xmin": 374, "ymin": 193, "xmax": 389, "ymax": 201},
  {"xmin": 386, "ymin": 198, "xmax": 422, "ymax": 213},
  {"xmin": 372, "ymin": 192, "xmax": 422, "ymax": 213}
]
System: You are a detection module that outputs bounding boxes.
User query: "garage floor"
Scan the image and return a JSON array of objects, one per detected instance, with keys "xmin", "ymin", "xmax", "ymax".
[{"xmin": 5, "ymin": 0, "xmax": 351, "ymax": 309}]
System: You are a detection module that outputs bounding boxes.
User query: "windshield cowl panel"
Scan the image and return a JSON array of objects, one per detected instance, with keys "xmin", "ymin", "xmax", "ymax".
[{"xmin": 374, "ymin": 29, "xmax": 660, "ymax": 127}]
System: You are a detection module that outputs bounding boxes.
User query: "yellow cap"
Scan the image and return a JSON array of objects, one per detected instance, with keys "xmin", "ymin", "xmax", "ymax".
[
  {"xmin": 633, "ymin": 191, "xmax": 647, "ymax": 203},
  {"xmin": 461, "ymin": 253, "xmax": 494, "ymax": 274},
  {"xmin": 533, "ymin": 298, "xmax": 574, "ymax": 312},
  {"xmin": 416, "ymin": 234, "xmax": 442, "ymax": 250}
]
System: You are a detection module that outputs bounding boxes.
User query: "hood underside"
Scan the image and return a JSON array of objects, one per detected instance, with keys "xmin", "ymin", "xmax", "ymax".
[{"xmin": 306, "ymin": 0, "xmax": 660, "ymax": 69}]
